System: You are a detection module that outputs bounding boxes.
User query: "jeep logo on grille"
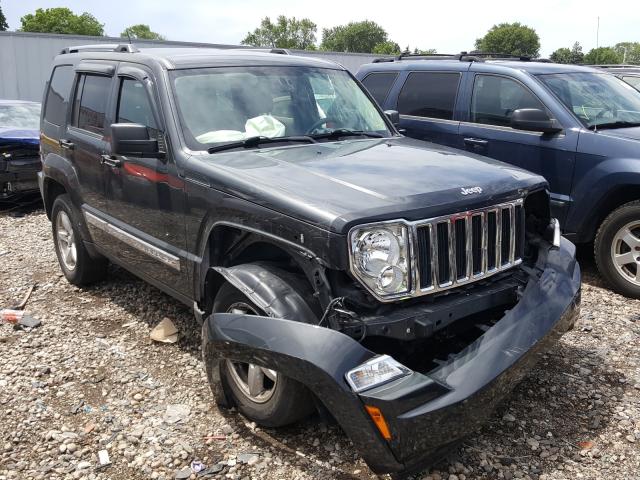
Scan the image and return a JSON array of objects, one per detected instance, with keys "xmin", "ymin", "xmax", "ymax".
[{"xmin": 461, "ymin": 186, "xmax": 483, "ymax": 196}]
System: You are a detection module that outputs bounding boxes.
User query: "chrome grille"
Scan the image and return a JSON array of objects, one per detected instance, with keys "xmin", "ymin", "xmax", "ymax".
[{"xmin": 417, "ymin": 199, "xmax": 524, "ymax": 292}]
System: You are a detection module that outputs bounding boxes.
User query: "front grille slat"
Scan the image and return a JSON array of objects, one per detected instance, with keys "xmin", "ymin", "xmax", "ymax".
[{"xmin": 417, "ymin": 199, "xmax": 524, "ymax": 293}]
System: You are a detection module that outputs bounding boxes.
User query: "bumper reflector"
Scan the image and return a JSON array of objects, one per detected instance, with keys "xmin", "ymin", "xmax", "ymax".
[{"xmin": 365, "ymin": 405, "xmax": 392, "ymax": 440}]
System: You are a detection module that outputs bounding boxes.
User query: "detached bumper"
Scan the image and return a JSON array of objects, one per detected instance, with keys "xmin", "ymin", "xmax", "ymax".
[{"xmin": 202, "ymin": 239, "xmax": 580, "ymax": 475}]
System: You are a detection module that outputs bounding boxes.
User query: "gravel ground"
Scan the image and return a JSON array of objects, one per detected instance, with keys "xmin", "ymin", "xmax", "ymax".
[{"xmin": 1, "ymin": 208, "xmax": 639, "ymax": 480}]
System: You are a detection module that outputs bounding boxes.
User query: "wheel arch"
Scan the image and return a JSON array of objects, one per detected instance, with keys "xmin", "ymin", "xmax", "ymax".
[{"xmin": 197, "ymin": 223, "xmax": 332, "ymax": 321}]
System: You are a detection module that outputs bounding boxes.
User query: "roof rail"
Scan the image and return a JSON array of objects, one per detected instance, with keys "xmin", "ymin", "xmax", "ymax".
[
  {"xmin": 61, "ymin": 43, "xmax": 139, "ymax": 54},
  {"xmin": 594, "ymin": 64, "xmax": 638, "ymax": 69},
  {"xmin": 372, "ymin": 51, "xmax": 534, "ymax": 64},
  {"xmin": 236, "ymin": 47, "xmax": 291, "ymax": 55}
]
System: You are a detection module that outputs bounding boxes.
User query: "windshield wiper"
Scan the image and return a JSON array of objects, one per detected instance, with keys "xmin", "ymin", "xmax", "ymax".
[
  {"xmin": 310, "ymin": 129, "xmax": 384, "ymax": 140},
  {"xmin": 588, "ymin": 121, "xmax": 640, "ymax": 131},
  {"xmin": 207, "ymin": 135, "xmax": 316, "ymax": 154}
]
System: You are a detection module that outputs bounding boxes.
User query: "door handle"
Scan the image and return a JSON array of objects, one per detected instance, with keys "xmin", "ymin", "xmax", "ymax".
[
  {"xmin": 59, "ymin": 139, "xmax": 75, "ymax": 150},
  {"xmin": 100, "ymin": 154, "xmax": 123, "ymax": 168},
  {"xmin": 463, "ymin": 138, "xmax": 489, "ymax": 147}
]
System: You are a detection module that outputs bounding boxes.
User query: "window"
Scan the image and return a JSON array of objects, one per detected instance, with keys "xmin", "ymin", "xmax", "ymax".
[
  {"xmin": 117, "ymin": 78, "xmax": 157, "ymax": 135},
  {"xmin": 44, "ymin": 65, "xmax": 74, "ymax": 126},
  {"xmin": 623, "ymin": 76, "xmax": 640, "ymax": 90},
  {"xmin": 538, "ymin": 72, "xmax": 640, "ymax": 130},
  {"xmin": 397, "ymin": 72, "xmax": 460, "ymax": 120},
  {"xmin": 361, "ymin": 72, "xmax": 398, "ymax": 106},
  {"xmin": 471, "ymin": 75, "xmax": 546, "ymax": 127},
  {"xmin": 73, "ymin": 74, "xmax": 111, "ymax": 135}
]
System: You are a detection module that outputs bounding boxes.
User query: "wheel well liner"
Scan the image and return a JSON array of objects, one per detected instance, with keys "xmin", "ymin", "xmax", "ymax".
[{"xmin": 42, "ymin": 178, "xmax": 67, "ymax": 219}]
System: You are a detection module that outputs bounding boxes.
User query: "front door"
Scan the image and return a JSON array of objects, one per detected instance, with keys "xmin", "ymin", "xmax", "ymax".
[
  {"xmin": 458, "ymin": 73, "xmax": 579, "ymax": 223},
  {"xmin": 98, "ymin": 65, "xmax": 189, "ymax": 296}
]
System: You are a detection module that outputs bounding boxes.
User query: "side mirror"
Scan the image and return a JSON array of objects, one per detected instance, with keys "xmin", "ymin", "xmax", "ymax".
[
  {"xmin": 110, "ymin": 123, "xmax": 160, "ymax": 157},
  {"xmin": 510, "ymin": 108, "xmax": 562, "ymax": 134},
  {"xmin": 384, "ymin": 110, "xmax": 400, "ymax": 127}
]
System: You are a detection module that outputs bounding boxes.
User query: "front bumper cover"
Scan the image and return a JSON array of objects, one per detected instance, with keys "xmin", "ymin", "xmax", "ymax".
[
  {"xmin": 202, "ymin": 238, "xmax": 580, "ymax": 475},
  {"xmin": 0, "ymin": 154, "xmax": 41, "ymax": 197}
]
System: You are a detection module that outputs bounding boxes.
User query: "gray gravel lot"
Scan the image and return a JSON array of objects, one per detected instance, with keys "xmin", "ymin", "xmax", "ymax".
[{"xmin": 0, "ymin": 209, "xmax": 639, "ymax": 480}]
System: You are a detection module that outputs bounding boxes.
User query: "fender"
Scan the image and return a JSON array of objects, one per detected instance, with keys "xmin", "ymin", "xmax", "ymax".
[
  {"xmin": 41, "ymin": 153, "xmax": 96, "ymax": 248},
  {"xmin": 565, "ymin": 157, "xmax": 640, "ymax": 242},
  {"xmin": 41, "ymin": 153, "xmax": 82, "ymax": 215},
  {"xmin": 201, "ymin": 262, "xmax": 322, "ymax": 405}
]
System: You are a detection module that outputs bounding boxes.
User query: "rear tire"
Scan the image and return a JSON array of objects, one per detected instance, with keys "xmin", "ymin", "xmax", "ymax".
[
  {"xmin": 51, "ymin": 194, "xmax": 107, "ymax": 286},
  {"xmin": 211, "ymin": 281, "xmax": 314, "ymax": 427},
  {"xmin": 594, "ymin": 200, "xmax": 640, "ymax": 299}
]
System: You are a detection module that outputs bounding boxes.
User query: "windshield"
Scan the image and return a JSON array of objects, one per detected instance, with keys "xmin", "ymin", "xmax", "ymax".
[
  {"xmin": 0, "ymin": 103, "xmax": 41, "ymax": 130},
  {"xmin": 538, "ymin": 72, "xmax": 640, "ymax": 129},
  {"xmin": 170, "ymin": 66, "xmax": 390, "ymax": 150}
]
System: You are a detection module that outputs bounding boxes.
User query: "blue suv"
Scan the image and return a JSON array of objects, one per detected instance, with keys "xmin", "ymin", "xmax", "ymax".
[{"xmin": 357, "ymin": 53, "xmax": 640, "ymax": 298}]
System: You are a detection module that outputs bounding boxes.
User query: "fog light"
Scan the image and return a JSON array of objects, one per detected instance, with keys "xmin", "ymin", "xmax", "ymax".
[{"xmin": 345, "ymin": 355, "xmax": 411, "ymax": 393}]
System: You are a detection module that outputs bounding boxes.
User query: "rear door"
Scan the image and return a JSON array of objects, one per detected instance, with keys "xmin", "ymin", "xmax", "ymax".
[
  {"xmin": 458, "ymin": 68, "xmax": 579, "ymax": 223},
  {"xmin": 64, "ymin": 62, "xmax": 116, "ymax": 214},
  {"xmin": 392, "ymin": 70, "xmax": 465, "ymax": 148}
]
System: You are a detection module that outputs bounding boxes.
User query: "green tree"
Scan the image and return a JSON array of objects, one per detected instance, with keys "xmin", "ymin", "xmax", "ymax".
[
  {"xmin": 0, "ymin": 1, "xmax": 8, "ymax": 31},
  {"xmin": 20, "ymin": 7, "xmax": 104, "ymax": 36},
  {"xmin": 413, "ymin": 48, "xmax": 437, "ymax": 54},
  {"xmin": 372, "ymin": 40, "xmax": 401, "ymax": 55},
  {"xmin": 584, "ymin": 47, "xmax": 622, "ymax": 65},
  {"xmin": 241, "ymin": 15, "xmax": 317, "ymax": 50},
  {"xmin": 613, "ymin": 42, "xmax": 640, "ymax": 64},
  {"xmin": 474, "ymin": 22, "xmax": 540, "ymax": 58},
  {"xmin": 550, "ymin": 42, "xmax": 584, "ymax": 64},
  {"xmin": 121, "ymin": 24, "xmax": 165, "ymax": 41},
  {"xmin": 320, "ymin": 20, "xmax": 388, "ymax": 53}
]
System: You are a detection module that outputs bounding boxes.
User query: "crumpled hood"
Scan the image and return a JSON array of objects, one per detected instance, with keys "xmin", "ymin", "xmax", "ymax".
[
  {"xmin": 0, "ymin": 127, "xmax": 39, "ymax": 146},
  {"xmin": 192, "ymin": 137, "xmax": 546, "ymax": 233}
]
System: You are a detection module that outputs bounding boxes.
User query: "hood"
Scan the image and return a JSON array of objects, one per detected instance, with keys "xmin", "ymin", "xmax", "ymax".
[
  {"xmin": 594, "ymin": 125, "xmax": 640, "ymax": 142},
  {"xmin": 191, "ymin": 137, "xmax": 546, "ymax": 233},
  {"xmin": 0, "ymin": 127, "xmax": 39, "ymax": 146}
]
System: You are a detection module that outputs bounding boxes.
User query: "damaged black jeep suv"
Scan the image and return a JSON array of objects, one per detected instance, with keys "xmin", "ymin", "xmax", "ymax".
[{"xmin": 39, "ymin": 44, "xmax": 581, "ymax": 476}]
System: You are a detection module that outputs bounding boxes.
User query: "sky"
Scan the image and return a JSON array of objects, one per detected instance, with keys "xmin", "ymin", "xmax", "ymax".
[{"xmin": 3, "ymin": 0, "xmax": 639, "ymax": 56}]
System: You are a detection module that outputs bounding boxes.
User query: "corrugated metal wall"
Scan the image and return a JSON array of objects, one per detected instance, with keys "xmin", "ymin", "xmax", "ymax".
[{"xmin": 0, "ymin": 31, "xmax": 387, "ymax": 102}]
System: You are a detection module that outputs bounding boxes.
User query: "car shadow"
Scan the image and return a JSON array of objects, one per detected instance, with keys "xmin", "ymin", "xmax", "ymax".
[{"xmin": 90, "ymin": 262, "xmax": 629, "ymax": 480}]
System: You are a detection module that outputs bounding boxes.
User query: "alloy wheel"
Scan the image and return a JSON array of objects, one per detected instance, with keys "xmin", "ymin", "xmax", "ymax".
[
  {"xmin": 611, "ymin": 220, "xmax": 640, "ymax": 287},
  {"xmin": 225, "ymin": 302, "xmax": 278, "ymax": 403},
  {"xmin": 56, "ymin": 210, "xmax": 77, "ymax": 271}
]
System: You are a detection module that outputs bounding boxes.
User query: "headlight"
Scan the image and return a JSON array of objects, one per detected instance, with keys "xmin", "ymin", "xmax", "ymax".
[
  {"xmin": 349, "ymin": 222, "xmax": 410, "ymax": 298},
  {"xmin": 551, "ymin": 218, "xmax": 561, "ymax": 248},
  {"xmin": 345, "ymin": 355, "xmax": 411, "ymax": 392}
]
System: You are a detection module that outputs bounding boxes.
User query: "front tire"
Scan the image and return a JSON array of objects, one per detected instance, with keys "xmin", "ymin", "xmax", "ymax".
[
  {"xmin": 211, "ymin": 281, "xmax": 314, "ymax": 427},
  {"xmin": 595, "ymin": 200, "xmax": 640, "ymax": 298},
  {"xmin": 51, "ymin": 194, "xmax": 107, "ymax": 286}
]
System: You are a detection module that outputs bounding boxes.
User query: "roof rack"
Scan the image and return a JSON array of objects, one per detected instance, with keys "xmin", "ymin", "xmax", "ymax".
[
  {"xmin": 236, "ymin": 47, "xmax": 291, "ymax": 55},
  {"xmin": 61, "ymin": 43, "xmax": 139, "ymax": 54},
  {"xmin": 372, "ymin": 51, "xmax": 534, "ymax": 64},
  {"xmin": 594, "ymin": 64, "xmax": 638, "ymax": 69}
]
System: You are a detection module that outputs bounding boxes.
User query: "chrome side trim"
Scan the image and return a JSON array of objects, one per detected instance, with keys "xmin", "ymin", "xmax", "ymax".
[{"xmin": 84, "ymin": 211, "xmax": 181, "ymax": 271}]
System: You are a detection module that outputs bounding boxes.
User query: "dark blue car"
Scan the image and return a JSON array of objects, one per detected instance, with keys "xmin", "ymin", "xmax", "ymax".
[
  {"xmin": 0, "ymin": 100, "xmax": 41, "ymax": 199},
  {"xmin": 357, "ymin": 55, "xmax": 640, "ymax": 298}
]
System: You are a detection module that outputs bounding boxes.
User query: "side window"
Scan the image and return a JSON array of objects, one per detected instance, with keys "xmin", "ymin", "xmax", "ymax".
[
  {"xmin": 361, "ymin": 72, "xmax": 398, "ymax": 106},
  {"xmin": 117, "ymin": 78, "xmax": 158, "ymax": 136},
  {"xmin": 44, "ymin": 65, "xmax": 74, "ymax": 126},
  {"xmin": 397, "ymin": 72, "xmax": 460, "ymax": 120},
  {"xmin": 72, "ymin": 74, "xmax": 111, "ymax": 135},
  {"xmin": 623, "ymin": 76, "xmax": 640, "ymax": 90},
  {"xmin": 471, "ymin": 75, "xmax": 546, "ymax": 127}
]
